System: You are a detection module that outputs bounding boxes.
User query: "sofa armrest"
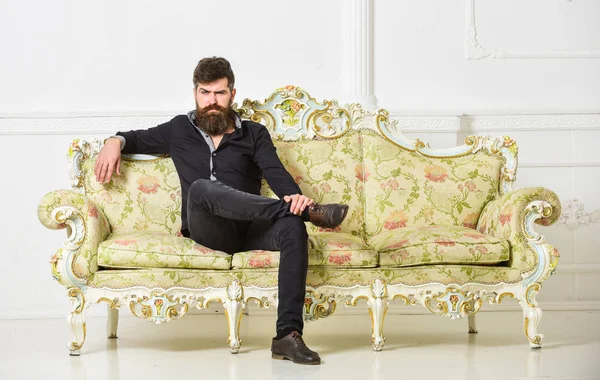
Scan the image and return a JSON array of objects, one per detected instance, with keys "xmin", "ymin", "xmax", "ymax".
[
  {"xmin": 477, "ymin": 186, "xmax": 561, "ymax": 280},
  {"xmin": 38, "ymin": 190, "xmax": 111, "ymax": 287}
]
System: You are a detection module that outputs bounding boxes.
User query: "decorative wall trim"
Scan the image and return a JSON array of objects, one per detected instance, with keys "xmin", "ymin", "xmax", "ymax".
[
  {"xmin": 461, "ymin": 114, "xmax": 600, "ymax": 132},
  {"xmin": 465, "ymin": 0, "xmax": 600, "ymax": 60},
  {"xmin": 342, "ymin": 0, "xmax": 377, "ymax": 109},
  {"xmin": 6, "ymin": 113, "xmax": 600, "ymax": 135},
  {"xmin": 559, "ymin": 264, "xmax": 600, "ymax": 273},
  {"xmin": 519, "ymin": 162, "xmax": 600, "ymax": 168},
  {"xmin": 0, "ymin": 115, "xmax": 171, "ymax": 135},
  {"xmin": 389, "ymin": 115, "xmax": 460, "ymax": 132},
  {"xmin": 557, "ymin": 199, "xmax": 600, "ymax": 230}
]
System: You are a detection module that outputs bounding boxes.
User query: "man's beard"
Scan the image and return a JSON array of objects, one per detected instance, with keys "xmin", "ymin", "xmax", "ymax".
[{"xmin": 195, "ymin": 103, "xmax": 234, "ymax": 136}]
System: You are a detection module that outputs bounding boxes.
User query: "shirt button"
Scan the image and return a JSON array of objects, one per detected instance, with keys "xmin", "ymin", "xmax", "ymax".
[
  {"xmin": 212, "ymin": 152, "xmax": 216, "ymax": 157},
  {"xmin": 212, "ymin": 170, "xmax": 216, "ymax": 175}
]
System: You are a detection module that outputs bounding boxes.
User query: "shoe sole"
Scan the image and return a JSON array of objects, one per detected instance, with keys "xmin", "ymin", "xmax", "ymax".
[{"xmin": 272, "ymin": 353, "xmax": 321, "ymax": 365}]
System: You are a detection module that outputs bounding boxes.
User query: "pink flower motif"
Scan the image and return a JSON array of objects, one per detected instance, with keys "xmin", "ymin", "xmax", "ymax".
[
  {"xmin": 284, "ymin": 85, "xmax": 296, "ymax": 91},
  {"xmin": 355, "ymin": 164, "xmax": 371, "ymax": 182},
  {"xmin": 329, "ymin": 241, "xmax": 352, "ymax": 249},
  {"xmin": 387, "ymin": 239, "xmax": 410, "ymax": 249},
  {"xmin": 290, "ymin": 101, "xmax": 302, "ymax": 112},
  {"xmin": 469, "ymin": 245, "xmax": 489, "ymax": 256},
  {"xmin": 465, "ymin": 181, "xmax": 477, "ymax": 191},
  {"xmin": 170, "ymin": 193, "xmax": 177, "ymax": 201},
  {"xmin": 114, "ymin": 239, "xmax": 136, "ymax": 246},
  {"xmin": 319, "ymin": 183, "xmax": 332, "ymax": 193},
  {"xmin": 390, "ymin": 249, "xmax": 409, "ymax": 262},
  {"xmin": 464, "ymin": 233, "xmax": 486, "ymax": 240},
  {"xmin": 328, "ymin": 252, "xmax": 352, "ymax": 265},
  {"xmin": 193, "ymin": 246, "xmax": 211, "ymax": 254},
  {"xmin": 294, "ymin": 175, "xmax": 303, "ymax": 184},
  {"xmin": 434, "ymin": 237, "xmax": 456, "ymax": 247},
  {"xmin": 383, "ymin": 211, "xmax": 408, "ymax": 230},
  {"xmin": 499, "ymin": 213, "xmax": 512, "ymax": 226},
  {"xmin": 88, "ymin": 206, "xmax": 98, "ymax": 219},
  {"xmin": 137, "ymin": 176, "xmax": 160, "ymax": 194},
  {"xmin": 551, "ymin": 248, "xmax": 560, "ymax": 257},
  {"xmin": 50, "ymin": 253, "xmax": 59, "ymax": 264},
  {"xmin": 387, "ymin": 178, "xmax": 399, "ymax": 190},
  {"xmin": 317, "ymin": 226, "xmax": 342, "ymax": 233},
  {"xmin": 462, "ymin": 213, "xmax": 479, "ymax": 230},
  {"xmin": 424, "ymin": 165, "xmax": 448, "ymax": 183},
  {"xmin": 249, "ymin": 254, "xmax": 272, "ymax": 268}
]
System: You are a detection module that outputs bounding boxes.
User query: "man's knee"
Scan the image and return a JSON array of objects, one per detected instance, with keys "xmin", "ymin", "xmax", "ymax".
[
  {"xmin": 279, "ymin": 217, "xmax": 308, "ymax": 240},
  {"xmin": 189, "ymin": 179, "xmax": 216, "ymax": 201}
]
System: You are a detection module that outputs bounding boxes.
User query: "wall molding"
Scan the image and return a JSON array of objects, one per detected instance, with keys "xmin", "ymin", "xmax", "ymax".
[
  {"xmin": 557, "ymin": 199, "xmax": 600, "ymax": 230},
  {"xmin": 465, "ymin": 0, "xmax": 600, "ymax": 60},
  {"xmin": 461, "ymin": 114, "xmax": 600, "ymax": 132},
  {"xmin": 4, "ymin": 113, "xmax": 599, "ymax": 135}
]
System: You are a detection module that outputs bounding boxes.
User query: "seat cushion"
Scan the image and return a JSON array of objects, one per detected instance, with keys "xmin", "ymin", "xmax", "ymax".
[
  {"xmin": 98, "ymin": 231, "xmax": 232, "ymax": 269},
  {"xmin": 369, "ymin": 226, "xmax": 509, "ymax": 267},
  {"xmin": 231, "ymin": 232, "xmax": 377, "ymax": 269}
]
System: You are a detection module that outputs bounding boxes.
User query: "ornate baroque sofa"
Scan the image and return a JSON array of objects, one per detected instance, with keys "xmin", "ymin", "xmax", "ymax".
[{"xmin": 38, "ymin": 87, "xmax": 561, "ymax": 355}]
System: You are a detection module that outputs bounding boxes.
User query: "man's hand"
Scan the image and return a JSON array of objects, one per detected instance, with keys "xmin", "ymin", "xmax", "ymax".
[
  {"xmin": 283, "ymin": 194, "xmax": 314, "ymax": 216},
  {"xmin": 94, "ymin": 137, "xmax": 122, "ymax": 184}
]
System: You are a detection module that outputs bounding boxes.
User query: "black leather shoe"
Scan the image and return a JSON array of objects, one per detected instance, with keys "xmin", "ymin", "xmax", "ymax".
[
  {"xmin": 308, "ymin": 203, "xmax": 349, "ymax": 229},
  {"xmin": 271, "ymin": 331, "xmax": 321, "ymax": 365}
]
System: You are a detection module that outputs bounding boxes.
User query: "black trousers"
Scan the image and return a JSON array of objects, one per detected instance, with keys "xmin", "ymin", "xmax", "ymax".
[{"xmin": 185, "ymin": 179, "xmax": 308, "ymax": 334}]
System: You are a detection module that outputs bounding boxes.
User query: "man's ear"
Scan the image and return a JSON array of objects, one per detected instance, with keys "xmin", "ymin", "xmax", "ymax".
[{"xmin": 231, "ymin": 88, "xmax": 236, "ymax": 103}]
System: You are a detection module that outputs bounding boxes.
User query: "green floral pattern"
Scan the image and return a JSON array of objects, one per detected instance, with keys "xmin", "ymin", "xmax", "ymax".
[
  {"xmin": 264, "ymin": 133, "xmax": 366, "ymax": 236},
  {"xmin": 360, "ymin": 130, "xmax": 503, "ymax": 238},
  {"xmin": 98, "ymin": 231, "xmax": 231, "ymax": 270},
  {"xmin": 38, "ymin": 190, "xmax": 111, "ymax": 283},
  {"xmin": 80, "ymin": 157, "xmax": 182, "ymax": 234},
  {"xmin": 370, "ymin": 226, "xmax": 509, "ymax": 267},
  {"xmin": 477, "ymin": 187, "xmax": 561, "ymax": 273}
]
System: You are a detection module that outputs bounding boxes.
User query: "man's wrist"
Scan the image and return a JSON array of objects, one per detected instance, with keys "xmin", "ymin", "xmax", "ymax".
[{"xmin": 105, "ymin": 135, "xmax": 126, "ymax": 150}]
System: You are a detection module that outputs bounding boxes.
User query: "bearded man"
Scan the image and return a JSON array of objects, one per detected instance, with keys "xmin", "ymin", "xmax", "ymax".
[{"xmin": 94, "ymin": 57, "xmax": 349, "ymax": 365}]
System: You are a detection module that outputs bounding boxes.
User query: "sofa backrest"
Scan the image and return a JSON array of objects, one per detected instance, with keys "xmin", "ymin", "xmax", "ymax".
[
  {"xmin": 359, "ymin": 130, "xmax": 503, "ymax": 238},
  {"xmin": 69, "ymin": 86, "xmax": 517, "ymax": 239},
  {"xmin": 78, "ymin": 152, "xmax": 182, "ymax": 235}
]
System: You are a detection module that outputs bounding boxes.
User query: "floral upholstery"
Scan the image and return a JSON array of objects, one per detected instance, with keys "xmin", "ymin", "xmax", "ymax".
[
  {"xmin": 98, "ymin": 231, "xmax": 231, "ymax": 270},
  {"xmin": 88, "ymin": 265, "xmax": 525, "ymax": 290},
  {"xmin": 231, "ymin": 232, "xmax": 377, "ymax": 269},
  {"xmin": 38, "ymin": 189, "xmax": 111, "ymax": 284},
  {"xmin": 263, "ymin": 133, "xmax": 366, "ymax": 236},
  {"xmin": 477, "ymin": 186, "xmax": 561, "ymax": 273},
  {"xmin": 360, "ymin": 130, "xmax": 503, "ymax": 239},
  {"xmin": 80, "ymin": 157, "xmax": 182, "ymax": 235},
  {"xmin": 369, "ymin": 226, "xmax": 509, "ymax": 267}
]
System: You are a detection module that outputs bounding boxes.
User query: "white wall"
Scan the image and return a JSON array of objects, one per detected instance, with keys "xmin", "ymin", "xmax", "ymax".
[{"xmin": 1, "ymin": 0, "xmax": 599, "ymax": 319}]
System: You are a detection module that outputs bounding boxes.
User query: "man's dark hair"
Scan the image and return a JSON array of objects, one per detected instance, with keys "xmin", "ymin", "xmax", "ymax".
[{"xmin": 193, "ymin": 57, "xmax": 235, "ymax": 91}]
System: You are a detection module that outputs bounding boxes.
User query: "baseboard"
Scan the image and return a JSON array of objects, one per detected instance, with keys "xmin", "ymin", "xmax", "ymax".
[{"xmin": 5, "ymin": 301, "xmax": 599, "ymax": 320}]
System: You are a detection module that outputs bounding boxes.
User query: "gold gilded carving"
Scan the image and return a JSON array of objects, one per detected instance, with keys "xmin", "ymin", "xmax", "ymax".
[{"xmin": 303, "ymin": 291, "xmax": 337, "ymax": 321}]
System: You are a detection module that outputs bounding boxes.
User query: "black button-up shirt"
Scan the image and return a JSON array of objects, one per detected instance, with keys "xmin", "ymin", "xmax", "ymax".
[{"xmin": 116, "ymin": 113, "xmax": 301, "ymax": 231}]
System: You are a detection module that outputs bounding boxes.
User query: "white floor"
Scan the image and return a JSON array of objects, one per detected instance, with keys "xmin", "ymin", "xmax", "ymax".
[{"xmin": 2, "ymin": 310, "xmax": 599, "ymax": 380}]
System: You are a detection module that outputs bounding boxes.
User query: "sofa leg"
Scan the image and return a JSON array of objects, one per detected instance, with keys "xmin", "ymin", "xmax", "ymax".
[
  {"xmin": 519, "ymin": 284, "xmax": 544, "ymax": 348},
  {"xmin": 367, "ymin": 296, "xmax": 388, "ymax": 351},
  {"xmin": 67, "ymin": 288, "xmax": 89, "ymax": 356},
  {"xmin": 107, "ymin": 306, "xmax": 119, "ymax": 339},
  {"xmin": 467, "ymin": 300, "xmax": 478, "ymax": 333},
  {"xmin": 224, "ymin": 281, "xmax": 244, "ymax": 354}
]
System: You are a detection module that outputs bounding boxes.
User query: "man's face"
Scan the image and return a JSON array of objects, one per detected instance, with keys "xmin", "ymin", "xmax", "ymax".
[
  {"xmin": 194, "ymin": 77, "xmax": 236, "ymax": 112},
  {"xmin": 194, "ymin": 77, "xmax": 237, "ymax": 136}
]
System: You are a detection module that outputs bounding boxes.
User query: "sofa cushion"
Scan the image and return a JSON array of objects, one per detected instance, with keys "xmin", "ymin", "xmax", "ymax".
[
  {"xmin": 369, "ymin": 226, "xmax": 509, "ymax": 267},
  {"xmin": 231, "ymin": 233, "xmax": 377, "ymax": 269},
  {"xmin": 360, "ymin": 130, "xmax": 503, "ymax": 239},
  {"xmin": 82, "ymin": 157, "xmax": 182, "ymax": 235},
  {"xmin": 98, "ymin": 231, "xmax": 232, "ymax": 270},
  {"xmin": 261, "ymin": 131, "xmax": 366, "ymax": 237}
]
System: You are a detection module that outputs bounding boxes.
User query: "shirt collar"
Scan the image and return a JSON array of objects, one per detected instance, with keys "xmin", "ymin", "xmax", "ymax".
[{"xmin": 187, "ymin": 110, "xmax": 242, "ymax": 129}]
